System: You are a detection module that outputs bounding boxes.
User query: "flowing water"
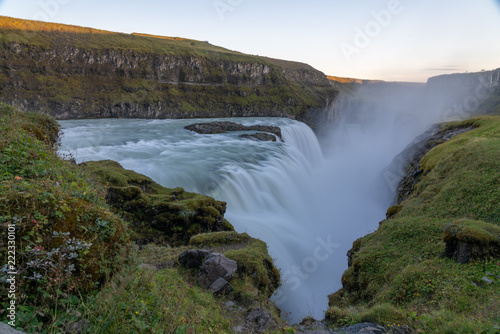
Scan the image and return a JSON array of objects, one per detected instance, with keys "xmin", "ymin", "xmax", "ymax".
[{"xmin": 58, "ymin": 116, "xmax": 416, "ymax": 322}]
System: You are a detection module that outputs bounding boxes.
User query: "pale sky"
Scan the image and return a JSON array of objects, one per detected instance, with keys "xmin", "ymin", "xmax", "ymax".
[{"xmin": 1, "ymin": 0, "xmax": 499, "ymax": 82}]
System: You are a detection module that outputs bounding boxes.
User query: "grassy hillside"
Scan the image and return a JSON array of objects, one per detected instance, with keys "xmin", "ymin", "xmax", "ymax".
[
  {"xmin": 0, "ymin": 16, "xmax": 336, "ymax": 124},
  {"xmin": 327, "ymin": 116, "xmax": 500, "ymax": 333},
  {"xmin": 0, "ymin": 16, "xmax": 245, "ymax": 57},
  {"xmin": 0, "ymin": 104, "xmax": 286, "ymax": 333}
]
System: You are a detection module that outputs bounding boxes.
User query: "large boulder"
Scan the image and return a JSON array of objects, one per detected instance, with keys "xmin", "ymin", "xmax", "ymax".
[
  {"xmin": 198, "ymin": 253, "xmax": 237, "ymax": 289},
  {"xmin": 210, "ymin": 277, "xmax": 234, "ymax": 295}
]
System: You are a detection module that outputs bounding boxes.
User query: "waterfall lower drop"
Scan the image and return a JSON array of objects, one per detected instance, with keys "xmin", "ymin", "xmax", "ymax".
[
  {"xmin": 58, "ymin": 117, "xmax": 396, "ymax": 323},
  {"xmin": 213, "ymin": 121, "xmax": 393, "ymax": 322}
]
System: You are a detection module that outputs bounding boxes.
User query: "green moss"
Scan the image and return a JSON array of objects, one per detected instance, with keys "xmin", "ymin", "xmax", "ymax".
[
  {"xmin": 83, "ymin": 160, "xmax": 234, "ymax": 246},
  {"xmin": 190, "ymin": 231, "xmax": 251, "ymax": 247},
  {"xmin": 386, "ymin": 204, "xmax": 403, "ymax": 219},
  {"xmin": 224, "ymin": 238, "xmax": 281, "ymax": 297},
  {"xmin": 325, "ymin": 306, "xmax": 356, "ymax": 326},
  {"xmin": 443, "ymin": 219, "xmax": 500, "ymax": 244},
  {"xmin": 188, "ymin": 232, "xmax": 280, "ymax": 301}
]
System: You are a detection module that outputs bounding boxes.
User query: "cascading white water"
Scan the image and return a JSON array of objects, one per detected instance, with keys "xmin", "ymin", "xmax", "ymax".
[{"xmin": 58, "ymin": 114, "xmax": 418, "ymax": 322}]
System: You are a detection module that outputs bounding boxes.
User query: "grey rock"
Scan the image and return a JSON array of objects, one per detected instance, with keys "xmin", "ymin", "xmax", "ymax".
[
  {"xmin": 0, "ymin": 323, "xmax": 27, "ymax": 334},
  {"xmin": 185, "ymin": 121, "xmax": 282, "ymax": 139},
  {"xmin": 310, "ymin": 321, "xmax": 328, "ymax": 331},
  {"xmin": 210, "ymin": 277, "xmax": 233, "ymax": 295},
  {"xmin": 332, "ymin": 323, "xmax": 386, "ymax": 334},
  {"xmin": 198, "ymin": 253, "xmax": 237, "ymax": 289},
  {"xmin": 178, "ymin": 249, "xmax": 212, "ymax": 269},
  {"xmin": 245, "ymin": 307, "xmax": 276, "ymax": 333},
  {"xmin": 486, "ymin": 272, "xmax": 493, "ymax": 276},
  {"xmin": 226, "ymin": 301, "xmax": 235, "ymax": 309},
  {"xmin": 233, "ymin": 326, "xmax": 244, "ymax": 333},
  {"xmin": 482, "ymin": 276, "xmax": 493, "ymax": 285},
  {"xmin": 359, "ymin": 326, "xmax": 385, "ymax": 334},
  {"xmin": 240, "ymin": 133, "xmax": 278, "ymax": 142},
  {"xmin": 67, "ymin": 319, "xmax": 90, "ymax": 334}
]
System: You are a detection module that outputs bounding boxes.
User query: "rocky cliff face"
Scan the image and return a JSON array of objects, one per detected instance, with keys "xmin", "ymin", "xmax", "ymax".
[
  {"xmin": 320, "ymin": 68, "xmax": 500, "ymax": 134},
  {"xmin": 426, "ymin": 68, "xmax": 500, "ymax": 91},
  {"xmin": 424, "ymin": 68, "xmax": 500, "ymax": 118},
  {"xmin": 0, "ymin": 17, "xmax": 336, "ymax": 128}
]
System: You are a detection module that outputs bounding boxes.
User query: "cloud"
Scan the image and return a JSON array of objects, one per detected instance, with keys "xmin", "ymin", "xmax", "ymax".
[{"xmin": 424, "ymin": 66, "xmax": 464, "ymax": 72}]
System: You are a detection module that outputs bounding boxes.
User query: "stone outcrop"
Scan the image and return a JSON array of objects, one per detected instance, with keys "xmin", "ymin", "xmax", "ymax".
[
  {"xmin": 240, "ymin": 133, "xmax": 278, "ymax": 142},
  {"xmin": 209, "ymin": 277, "xmax": 234, "ymax": 295},
  {"xmin": 198, "ymin": 253, "xmax": 237, "ymax": 289},
  {"xmin": 82, "ymin": 160, "xmax": 234, "ymax": 246},
  {"xmin": 178, "ymin": 249, "xmax": 212, "ymax": 268},
  {"xmin": 244, "ymin": 308, "xmax": 277, "ymax": 333},
  {"xmin": 442, "ymin": 220, "xmax": 500, "ymax": 264},
  {"xmin": 185, "ymin": 121, "xmax": 282, "ymax": 140}
]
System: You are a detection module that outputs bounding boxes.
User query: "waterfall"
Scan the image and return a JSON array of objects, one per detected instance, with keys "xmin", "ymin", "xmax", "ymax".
[{"xmin": 58, "ymin": 116, "xmax": 396, "ymax": 323}]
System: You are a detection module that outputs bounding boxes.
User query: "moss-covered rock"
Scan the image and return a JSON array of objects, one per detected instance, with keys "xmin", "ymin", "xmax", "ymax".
[
  {"xmin": 442, "ymin": 219, "xmax": 500, "ymax": 263},
  {"xmin": 188, "ymin": 232, "xmax": 280, "ymax": 303},
  {"xmin": 83, "ymin": 160, "xmax": 234, "ymax": 246},
  {"xmin": 385, "ymin": 204, "xmax": 403, "ymax": 219}
]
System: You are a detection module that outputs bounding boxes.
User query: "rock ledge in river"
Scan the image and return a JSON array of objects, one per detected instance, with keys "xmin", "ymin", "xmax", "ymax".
[{"xmin": 185, "ymin": 121, "xmax": 282, "ymax": 140}]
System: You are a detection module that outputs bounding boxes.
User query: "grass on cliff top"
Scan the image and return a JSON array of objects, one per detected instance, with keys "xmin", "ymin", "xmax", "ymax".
[
  {"xmin": 0, "ymin": 16, "xmax": 332, "ymax": 88},
  {"xmin": 327, "ymin": 116, "xmax": 500, "ymax": 334},
  {"xmin": 0, "ymin": 15, "xmax": 247, "ymax": 60}
]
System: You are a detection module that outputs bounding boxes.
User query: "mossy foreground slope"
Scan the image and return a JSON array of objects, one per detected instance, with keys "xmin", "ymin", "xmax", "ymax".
[
  {"xmin": 0, "ymin": 104, "xmax": 283, "ymax": 333},
  {"xmin": 328, "ymin": 116, "xmax": 500, "ymax": 333}
]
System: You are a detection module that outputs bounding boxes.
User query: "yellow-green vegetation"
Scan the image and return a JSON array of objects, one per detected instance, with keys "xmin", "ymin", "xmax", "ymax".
[
  {"xmin": 326, "ymin": 75, "xmax": 383, "ymax": 85},
  {"xmin": 0, "ymin": 16, "xmax": 243, "ymax": 55},
  {"xmin": 0, "ymin": 16, "xmax": 335, "ymax": 121},
  {"xmin": 327, "ymin": 116, "xmax": 500, "ymax": 333},
  {"xmin": 82, "ymin": 160, "xmax": 234, "ymax": 246}
]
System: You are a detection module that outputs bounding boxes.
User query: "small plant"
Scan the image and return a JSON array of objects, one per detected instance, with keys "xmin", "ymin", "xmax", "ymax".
[
  {"xmin": 178, "ymin": 208, "xmax": 196, "ymax": 219},
  {"xmin": 21, "ymin": 231, "xmax": 92, "ymax": 282}
]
